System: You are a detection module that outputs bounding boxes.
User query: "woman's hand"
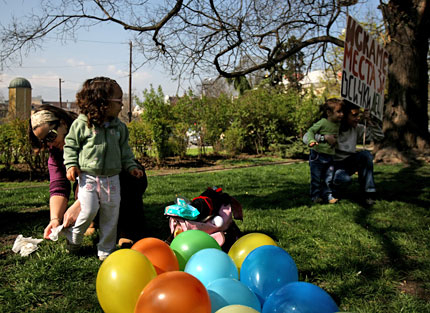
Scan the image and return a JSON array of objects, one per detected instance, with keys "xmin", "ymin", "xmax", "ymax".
[
  {"xmin": 361, "ymin": 109, "xmax": 375, "ymax": 126},
  {"xmin": 43, "ymin": 218, "xmax": 61, "ymax": 239}
]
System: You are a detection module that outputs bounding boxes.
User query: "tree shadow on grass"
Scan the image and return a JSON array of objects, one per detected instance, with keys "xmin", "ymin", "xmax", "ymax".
[
  {"xmin": 0, "ymin": 210, "xmax": 48, "ymax": 237},
  {"xmin": 335, "ymin": 163, "xmax": 430, "ymax": 208},
  {"xmin": 375, "ymin": 163, "xmax": 430, "ymax": 207},
  {"xmin": 344, "ymin": 163, "xmax": 430, "ymax": 301},
  {"xmin": 233, "ymin": 180, "xmax": 312, "ymax": 211}
]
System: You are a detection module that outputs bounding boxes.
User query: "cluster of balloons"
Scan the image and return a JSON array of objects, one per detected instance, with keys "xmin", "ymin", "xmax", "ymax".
[{"xmin": 96, "ymin": 230, "xmax": 339, "ymax": 313}]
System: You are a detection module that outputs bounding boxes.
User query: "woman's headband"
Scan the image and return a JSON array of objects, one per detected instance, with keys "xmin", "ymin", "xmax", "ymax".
[{"xmin": 31, "ymin": 110, "xmax": 59, "ymax": 129}]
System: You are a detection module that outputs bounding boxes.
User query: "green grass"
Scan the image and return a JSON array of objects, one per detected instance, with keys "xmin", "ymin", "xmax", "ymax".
[
  {"xmin": 186, "ymin": 146, "xmax": 214, "ymax": 156},
  {"xmin": 0, "ymin": 162, "xmax": 429, "ymax": 312}
]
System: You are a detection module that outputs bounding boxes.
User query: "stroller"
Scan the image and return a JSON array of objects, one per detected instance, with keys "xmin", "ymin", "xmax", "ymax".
[{"xmin": 165, "ymin": 187, "xmax": 243, "ymax": 251}]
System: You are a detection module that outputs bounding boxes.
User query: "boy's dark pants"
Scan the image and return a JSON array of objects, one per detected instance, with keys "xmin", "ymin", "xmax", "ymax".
[
  {"xmin": 309, "ymin": 149, "xmax": 335, "ymax": 201},
  {"xmin": 333, "ymin": 150, "xmax": 376, "ymax": 194}
]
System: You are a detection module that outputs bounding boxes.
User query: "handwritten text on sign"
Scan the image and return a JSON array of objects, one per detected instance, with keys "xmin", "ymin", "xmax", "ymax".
[{"xmin": 341, "ymin": 15, "xmax": 388, "ymax": 120}]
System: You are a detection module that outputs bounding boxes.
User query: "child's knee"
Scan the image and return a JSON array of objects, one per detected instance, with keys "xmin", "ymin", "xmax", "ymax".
[{"xmin": 333, "ymin": 169, "xmax": 352, "ymax": 185}]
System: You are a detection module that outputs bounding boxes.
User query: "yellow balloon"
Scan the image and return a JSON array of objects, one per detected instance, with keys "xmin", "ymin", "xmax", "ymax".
[
  {"xmin": 96, "ymin": 249, "xmax": 157, "ymax": 313},
  {"xmin": 228, "ymin": 233, "xmax": 277, "ymax": 274},
  {"xmin": 215, "ymin": 304, "xmax": 260, "ymax": 313}
]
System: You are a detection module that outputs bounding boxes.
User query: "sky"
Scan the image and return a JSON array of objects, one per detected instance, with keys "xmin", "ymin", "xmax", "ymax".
[
  {"xmin": 0, "ymin": 0, "xmax": 381, "ymax": 104},
  {"xmin": 0, "ymin": 0, "xmax": 188, "ymax": 103}
]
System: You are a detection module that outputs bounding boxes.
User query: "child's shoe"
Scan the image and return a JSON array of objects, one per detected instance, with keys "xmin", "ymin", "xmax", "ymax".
[
  {"xmin": 327, "ymin": 195, "xmax": 338, "ymax": 204},
  {"xmin": 98, "ymin": 252, "xmax": 110, "ymax": 261}
]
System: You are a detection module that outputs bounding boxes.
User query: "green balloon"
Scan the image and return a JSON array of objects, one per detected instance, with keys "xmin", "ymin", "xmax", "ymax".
[{"xmin": 170, "ymin": 230, "xmax": 221, "ymax": 270}]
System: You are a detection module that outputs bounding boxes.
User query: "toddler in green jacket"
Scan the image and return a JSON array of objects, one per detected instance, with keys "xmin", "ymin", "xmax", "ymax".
[
  {"xmin": 306, "ymin": 98, "xmax": 343, "ymax": 204},
  {"xmin": 63, "ymin": 77, "xmax": 143, "ymax": 260}
]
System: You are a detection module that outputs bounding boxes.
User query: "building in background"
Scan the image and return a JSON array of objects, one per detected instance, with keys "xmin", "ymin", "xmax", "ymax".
[{"xmin": 7, "ymin": 77, "xmax": 32, "ymax": 120}]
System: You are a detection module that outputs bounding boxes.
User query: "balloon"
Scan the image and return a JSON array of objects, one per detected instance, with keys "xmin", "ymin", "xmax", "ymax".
[
  {"xmin": 262, "ymin": 282, "xmax": 339, "ymax": 313},
  {"xmin": 96, "ymin": 249, "xmax": 157, "ymax": 313},
  {"xmin": 185, "ymin": 248, "xmax": 239, "ymax": 287},
  {"xmin": 131, "ymin": 237, "xmax": 179, "ymax": 274},
  {"xmin": 207, "ymin": 278, "xmax": 261, "ymax": 313},
  {"xmin": 170, "ymin": 229, "xmax": 221, "ymax": 270},
  {"xmin": 240, "ymin": 245, "xmax": 298, "ymax": 306},
  {"xmin": 228, "ymin": 233, "xmax": 276, "ymax": 273},
  {"xmin": 215, "ymin": 305, "xmax": 260, "ymax": 313},
  {"xmin": 134, "ymin": 271, "xmax": 211, "ymax": 313}
]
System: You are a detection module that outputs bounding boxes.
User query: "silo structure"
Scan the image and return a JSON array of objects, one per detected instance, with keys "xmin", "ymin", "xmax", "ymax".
[{"xmin": 8, "ymin": 77, "xmax": 32, "ymax": 119}]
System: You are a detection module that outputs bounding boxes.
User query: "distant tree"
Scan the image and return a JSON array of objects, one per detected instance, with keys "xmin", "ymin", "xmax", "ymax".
[
  {"xmin": 197, "ymin": 77, "xmax": 237, "ymax": 98},
  {"xmin": 136, "ymin": 85, "xmax": 172, "ymax": 163},
  {"xmin": 266, "ymin": 36, "xmax": 305, "ymax": 91}
]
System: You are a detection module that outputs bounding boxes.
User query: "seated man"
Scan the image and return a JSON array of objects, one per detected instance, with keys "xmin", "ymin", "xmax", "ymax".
[{"xmin": 303, "ymin": 100, "xmax": 384, "ymax": 206}]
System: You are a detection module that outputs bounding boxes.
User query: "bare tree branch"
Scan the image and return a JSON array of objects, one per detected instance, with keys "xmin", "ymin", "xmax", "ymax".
[{"xmin": 1, "ymin": 0, "xmax": 348, "ymax": 81}]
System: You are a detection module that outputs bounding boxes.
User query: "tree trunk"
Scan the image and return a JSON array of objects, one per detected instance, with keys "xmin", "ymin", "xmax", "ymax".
[{"xmin": 374, "ymin": 0, "xmax": 430, "ymax": 163}]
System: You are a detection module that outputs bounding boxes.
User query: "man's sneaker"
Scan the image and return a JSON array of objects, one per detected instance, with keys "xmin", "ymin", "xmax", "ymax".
[
  {"xmin": 365, "ymin": 197, "xmax": 375, "ymax": 206},
  {"xmin": 99, "ymin": 255, "xmax": 108, "ymax": 261},
  {"xmin": 363, "ymin": 192, "xmax": 376, "ymax": 207}
]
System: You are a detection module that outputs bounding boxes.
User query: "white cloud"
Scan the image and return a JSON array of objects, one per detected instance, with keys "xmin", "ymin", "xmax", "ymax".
[{"xmin": 66, "ymin": 58, "xmax": 94, "ymax": 72}]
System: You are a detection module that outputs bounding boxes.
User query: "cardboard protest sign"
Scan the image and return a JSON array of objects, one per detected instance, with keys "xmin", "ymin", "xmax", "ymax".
[{"xmin": 341, "ymin": 15, "xmax": 388, "ymax": 120}]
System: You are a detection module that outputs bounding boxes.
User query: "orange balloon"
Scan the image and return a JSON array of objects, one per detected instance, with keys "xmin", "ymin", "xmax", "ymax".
[
  {"xmin": 131, "ymin": 237, "xmax": 179, "ymax": 275},
  {"xmin": 134, "ymin": 271, "xmax": 211, "ymax": 313}
]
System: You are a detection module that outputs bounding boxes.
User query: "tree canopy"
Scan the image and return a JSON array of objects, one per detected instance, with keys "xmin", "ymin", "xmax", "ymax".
[
  {"xmin": 1, "ymin": 0, "xmax": 429, "ymax": 161},
  {"xmin": 1, "ymin": 0, "xmax": 346, "ymax": 81}
]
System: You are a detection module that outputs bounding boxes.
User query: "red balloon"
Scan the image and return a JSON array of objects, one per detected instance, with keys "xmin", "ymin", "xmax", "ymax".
[
  {"xmin": 131, "ymin": 237, "xmax": 179, "ymax": 275},
  {"xmin": 134, "ymin": 271, "xmax": 211, "ymax": 313}
]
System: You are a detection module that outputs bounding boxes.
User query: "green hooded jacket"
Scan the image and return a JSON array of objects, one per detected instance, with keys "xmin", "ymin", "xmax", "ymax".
[{"xmin": 64, "ymin": 114, "xmax": 137, "ymax": 176}]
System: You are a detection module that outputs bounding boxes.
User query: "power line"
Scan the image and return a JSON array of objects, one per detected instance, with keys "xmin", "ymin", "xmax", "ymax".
[
  {"xmin": 44, "ymin": 36, "xmax": 129, "ymax": 45},
  {"xmin": 8, "ymin": 62, "xmax": 127, "ymax": 69}
]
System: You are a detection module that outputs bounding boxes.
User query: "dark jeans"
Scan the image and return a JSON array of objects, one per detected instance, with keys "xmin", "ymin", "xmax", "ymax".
[
  {"xmin": 333, "ymin": 150, "xmax": 376, "ymax": 195},
  {"xmin": 309, "ymin": 149, "xmax": 335, "ymax": 201}
]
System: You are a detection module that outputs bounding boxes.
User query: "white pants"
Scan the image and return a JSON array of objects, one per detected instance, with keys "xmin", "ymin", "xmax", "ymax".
[{"xmin": 63, "ymin": 173, "xmax": 121, "ymax": 258}]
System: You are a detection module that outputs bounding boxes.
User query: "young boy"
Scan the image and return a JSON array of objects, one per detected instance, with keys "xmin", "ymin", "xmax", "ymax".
[{"xmin": 306, "ymin": 98, "xmax": 343, "ymax": 204}]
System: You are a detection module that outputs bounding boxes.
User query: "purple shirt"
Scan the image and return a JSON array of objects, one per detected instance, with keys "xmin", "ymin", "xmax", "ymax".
[{"xmin": 48, "ymin": 147, "xmax": 71, "ymax": 199}]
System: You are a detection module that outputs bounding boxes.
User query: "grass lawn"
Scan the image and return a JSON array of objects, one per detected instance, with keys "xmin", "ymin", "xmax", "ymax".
[{"xmin": 0, "ymin": 161, "xmax": 429, "ymax": 312}]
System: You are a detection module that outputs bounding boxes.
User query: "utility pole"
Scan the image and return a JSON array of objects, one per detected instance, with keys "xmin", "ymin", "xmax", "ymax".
[
  {"xmin": 59, "ymin": 78, "xmax": 64, "ymax": 107},
  {"xmin": 128, "ymin": 41, "xmax": 132, "ymax": 123}
]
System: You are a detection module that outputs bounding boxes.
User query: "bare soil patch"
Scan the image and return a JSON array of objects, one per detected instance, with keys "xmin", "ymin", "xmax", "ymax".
[{"xmin": 0, "ymin": 154, "xmax": 295, "ymax": 181}]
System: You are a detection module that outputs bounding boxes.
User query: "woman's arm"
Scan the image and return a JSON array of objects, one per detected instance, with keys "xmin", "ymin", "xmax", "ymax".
[
  {"xmin": 43, "ymin": 196, "xmax": 82, "ymax": 239},
  {"xmin": 43, "ymin": 195, "xmax": 68, "ymax": 239}
]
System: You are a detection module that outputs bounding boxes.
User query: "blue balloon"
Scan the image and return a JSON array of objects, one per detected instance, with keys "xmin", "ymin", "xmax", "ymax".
[
  {"xmin": 262, "ymin": 282, "xmax": 339, "ymax": 313},
  {"xmin": 240, "ymin": 245, "xmax": 298, "ymax": 306},
  {"xmin": 207, "ymin": 278, "xmax": 261, "ymax": 313},
  {"xmin": 185, "ymin": 248, "xmax": 239, "ymax": 287}
]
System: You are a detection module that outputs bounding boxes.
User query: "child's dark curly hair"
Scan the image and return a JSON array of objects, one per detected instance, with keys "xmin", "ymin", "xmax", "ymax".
[{"xmin": 76, "ymin": 77, "xmax": 121, "ymax": 128}]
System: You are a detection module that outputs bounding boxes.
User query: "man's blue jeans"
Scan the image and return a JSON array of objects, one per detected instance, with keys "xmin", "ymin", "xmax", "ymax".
[
  {"xmin": 333, "ymin": 150, "xmax": 376, "ymax": 194},
  {"xmin": 309, "ymin": 149, "xmax": 335, "ymax": 201}
]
